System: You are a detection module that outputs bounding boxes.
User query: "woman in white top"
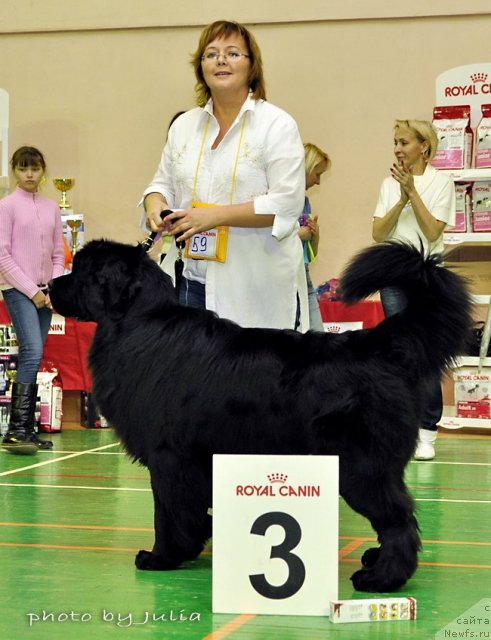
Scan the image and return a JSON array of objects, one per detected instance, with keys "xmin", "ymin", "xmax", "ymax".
[
  {"xmin": 372, "ymin": 119, "xmax": 456, "ymax": 460},
  {"xmin": 142, "ymin": 20, "xmax": 307, "ymax": 331}
]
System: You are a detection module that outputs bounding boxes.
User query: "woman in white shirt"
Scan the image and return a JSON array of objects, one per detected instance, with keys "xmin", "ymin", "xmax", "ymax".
[
  {"xmin": 142, "ymin": 20, "xmax": 307, "ymax": 331},
  {"xmin": 372, "ymin": 119, "xmax": 456, "ymax": 460}
]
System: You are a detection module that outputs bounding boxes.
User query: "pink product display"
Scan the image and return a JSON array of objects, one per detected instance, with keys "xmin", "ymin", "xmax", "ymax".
[
  {"xmin": 471, "ymin": 181, "xmax": 491, "ymax": 232},
  {"xmin": 475, "ymin": 104, "xmax": 491, "ymax": 169},
  {"xmin": 432, "ymin": 104, "xmax": 473, "ymax": 170},
  {"xmin": 447, "ymin": 182, "xmax": 472, "ymax": 233}
]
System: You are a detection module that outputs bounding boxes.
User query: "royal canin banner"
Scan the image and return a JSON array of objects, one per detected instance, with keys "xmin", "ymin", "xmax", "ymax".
[{"xmin": 436, "ymin": 63, "xmax": 491, "ymax": 128}]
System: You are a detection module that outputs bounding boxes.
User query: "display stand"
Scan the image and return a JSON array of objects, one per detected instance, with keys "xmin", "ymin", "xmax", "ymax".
[{"xmin": 436, "ymin": 64, "xmax": 491, "ymax": 431}]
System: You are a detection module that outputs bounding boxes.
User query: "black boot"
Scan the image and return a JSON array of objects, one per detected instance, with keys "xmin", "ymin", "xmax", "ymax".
[
  {"xmin": 1, "ymin": 382, "xmax": 39, "ymax": 455},
  {"xmin": 26, "ymin": 383, "xmax": 53, "ymax": 451}
]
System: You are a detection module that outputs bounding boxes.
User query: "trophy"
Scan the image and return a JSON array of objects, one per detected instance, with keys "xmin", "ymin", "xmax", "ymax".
[
  {"xmin": 53, "ymin": 178, "xmax": 75, "ymax": 210},
  {"xmin": 66, "ymin": 218, "xmax": 82, "ymax": 255}
]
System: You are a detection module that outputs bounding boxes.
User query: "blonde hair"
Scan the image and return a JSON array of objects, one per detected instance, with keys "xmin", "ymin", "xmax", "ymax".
[
  {"xmin": 304, "ymin": 143, "xmax": 331, "ymax": 174},
  {"xmin": 191, "ymin": 20, "xmax": 266, "ymax": 107},
  {"xmin": 394, "ymin": 119, "xmax": 438, "ymax": 161}
]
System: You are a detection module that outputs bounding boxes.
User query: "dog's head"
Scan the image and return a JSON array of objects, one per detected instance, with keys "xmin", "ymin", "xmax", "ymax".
[{"xmin": 49, "ymin": 239, "xmax": 177, "ymax": 323}]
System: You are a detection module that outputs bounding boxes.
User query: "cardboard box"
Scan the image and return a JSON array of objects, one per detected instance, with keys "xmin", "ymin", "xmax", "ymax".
[
  {"xmin": 445, "ymin": 242, "xmax": 491, "ymax": 296},
  {"xmin": 330, "ymin": 598, "xmax": 417, "ymax": 623}
]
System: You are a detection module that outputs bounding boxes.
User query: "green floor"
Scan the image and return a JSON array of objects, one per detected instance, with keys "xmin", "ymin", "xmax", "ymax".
[{"xmin": 0, "ymin": 430, "xmax": 490, "ymax": 640}]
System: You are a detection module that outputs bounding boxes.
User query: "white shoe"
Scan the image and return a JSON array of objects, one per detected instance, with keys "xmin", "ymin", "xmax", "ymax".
[{"xmin": 414, "ymin": 428, "xmax": 437, "ymax": 461}]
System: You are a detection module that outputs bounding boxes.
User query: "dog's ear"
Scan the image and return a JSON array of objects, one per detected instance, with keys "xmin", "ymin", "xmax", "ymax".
[{"xmin": 96, "ymin": 244, "xmax": 144, "ymax": 320}]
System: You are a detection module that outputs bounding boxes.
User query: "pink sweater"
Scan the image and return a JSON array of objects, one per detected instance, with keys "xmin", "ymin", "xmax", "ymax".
[{"xmin": 0, "ymin": 187, "xmax": 65, "ymax": 299}]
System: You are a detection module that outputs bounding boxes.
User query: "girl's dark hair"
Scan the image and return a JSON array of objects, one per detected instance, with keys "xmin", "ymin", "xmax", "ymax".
[{"xmin": 11, "ymin": 146, "xmax": 46, "ymax": 171}]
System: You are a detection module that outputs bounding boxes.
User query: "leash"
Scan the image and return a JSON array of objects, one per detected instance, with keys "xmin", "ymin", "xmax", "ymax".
[{"xmin": 141, "ymin": 210, "xmax": 185, "ymax": 294}]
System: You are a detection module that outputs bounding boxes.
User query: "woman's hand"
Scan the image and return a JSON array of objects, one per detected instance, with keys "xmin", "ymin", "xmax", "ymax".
[
  {"xmin": 162, "ymin": 208, "xmax": 222, "ymax": 242},
  {"xmin": 390, "ymin": 162, "xmax": 413, "ymax": 202},
  {"xmin": 298, "ymin": 225, "xmax": 312, "ymax": 242},
  {"xmin": 306, "ymin": 215, "xmax": 319, "ymax": 238},
  {"xmin": 32, "ymin": 290, "xmax": 49, "ymax": 310}
]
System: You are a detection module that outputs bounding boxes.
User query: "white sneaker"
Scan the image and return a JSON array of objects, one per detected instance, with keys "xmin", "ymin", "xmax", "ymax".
[{"xmin": 414, "ymin": 428, "xmax": 437, "ymax": 461}]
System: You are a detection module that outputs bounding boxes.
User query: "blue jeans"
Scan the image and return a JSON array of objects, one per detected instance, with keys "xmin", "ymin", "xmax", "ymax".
[
  {"xmin": 179, "ymin": 277, "xmax": 206, "ymax": 309},
  {"xmin": 2, "ymin": 288, "xmax": 52, "ymax": 384},
  {"xmin": 305, "ymin": 265, "xmax": 324, "ymax": 332},
  {"xmin": 380, "ymin": 286, "xmax": 441, "ymax": 431}
]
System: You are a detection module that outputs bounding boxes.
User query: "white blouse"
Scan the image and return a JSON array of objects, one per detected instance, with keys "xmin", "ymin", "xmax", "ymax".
[
  {"xmin": 142, "ymin": 96, "xmax": 308, "ymax": 331},
  {"xmin": 373, "ymin": 163, "xmax": 456, "ymax": 254}
]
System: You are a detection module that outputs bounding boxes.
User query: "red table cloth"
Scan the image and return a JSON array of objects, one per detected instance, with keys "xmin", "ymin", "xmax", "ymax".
[{"xmin": 0, "ymin": 301, "xmax": 95, "ymax": 391}]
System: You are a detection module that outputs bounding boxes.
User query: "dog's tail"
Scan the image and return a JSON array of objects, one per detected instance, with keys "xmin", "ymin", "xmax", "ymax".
[{"xmin": 338, "ymin": 241, "xmax": 474, "ymax": 370}]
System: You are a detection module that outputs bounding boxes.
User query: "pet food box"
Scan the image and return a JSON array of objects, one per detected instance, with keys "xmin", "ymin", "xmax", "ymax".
[
  {"xmin": 446, "ymin": 183, "xmax": 471, "ymax": 233},
  {"xmin": 0, "ymin": 347, "xmax": 18, "ymax": 435},
  {"xmin": 431, "ymin": 105, "xmax": 473, "ymax": 170},
  {"xmin": 471, "ymin": 181, "xmax": 491, "ymax": 232},
  {"xmin": 476, "ymin": 104, "xmax": 491, "ymax": 168},
  {"xmin": 330, "ymin": 597, "xmax": 417, "ymax": 624},
  {"xmin": 454, "ymin": 368, "xmax": 491, "ymax": 419},
  {"xmin": 37, "ymin": 366, "xmax": 63, "ymax": 433}
]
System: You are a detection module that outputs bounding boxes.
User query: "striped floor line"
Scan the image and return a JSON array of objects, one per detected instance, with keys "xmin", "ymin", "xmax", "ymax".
[
  {"xmin": 1, "ymin": 482, "xmax": 489, "ymax": 505},
  {"xmin": 0, "ymin": 442, "xmax": 121, "ymax": 476},
  {"xmin": 0, "ymin": 540, "xmax": 488, "ymax": 571},
  {"xmin": 0, "ymin": 482, "xmax": 151, "ymax": 492}
]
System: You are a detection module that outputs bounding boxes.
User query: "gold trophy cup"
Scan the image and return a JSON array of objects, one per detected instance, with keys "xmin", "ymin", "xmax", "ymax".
[
  {"xmin": 53, "ymin": 178, "xmax": 75, "ymax": 210},
  {"xmin": 66, "ymin": 218, "xmax": 82, "ymax": 256}
]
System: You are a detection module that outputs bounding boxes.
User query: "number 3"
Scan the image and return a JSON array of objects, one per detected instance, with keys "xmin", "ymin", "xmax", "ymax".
[{"xmin": 249, "ymin": 511, "xmax": 306, "ymax": 599}]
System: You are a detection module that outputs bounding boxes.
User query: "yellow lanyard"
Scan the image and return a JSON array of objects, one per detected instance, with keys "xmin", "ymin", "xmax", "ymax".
[{"xmin": 191, "ymin": 113, "xmax": 247, "ymax": 205}]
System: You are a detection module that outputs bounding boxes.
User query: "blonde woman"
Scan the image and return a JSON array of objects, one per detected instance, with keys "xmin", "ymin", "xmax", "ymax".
[
  {"xmin": 372, "ymin": 119, "xmax": 456, "ymax": 460},
  {"xmin": 298, "ymin": 143, "xmax": 330, "ymax": 331}
]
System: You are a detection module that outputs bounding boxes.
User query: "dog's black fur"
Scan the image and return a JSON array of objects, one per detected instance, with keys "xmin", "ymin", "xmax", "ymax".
[{"xmin": 49, "ymin": 240, "xmax": 472, "ymax": 592}]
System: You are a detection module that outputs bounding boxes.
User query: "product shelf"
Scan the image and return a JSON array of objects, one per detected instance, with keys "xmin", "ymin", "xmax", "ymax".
[
  {"xmin": 444, "ymin": 232, "xmax": 491, "ymax": 245},
  {"xmin": 440, "ymin": 169, "xmax": 491, "ymax": 181},
  {"xmin": 440, "ymin": 410, "xmax": 491, "ymax": 430}
]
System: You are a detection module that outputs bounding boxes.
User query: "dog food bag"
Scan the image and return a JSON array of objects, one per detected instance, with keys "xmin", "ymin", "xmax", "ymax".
[
  {"xmin": 37, "ymin": 363, "xmax": 63, "ymax": 433},
  {"xmin": 471, "ymin": 181, "xmax": 491, "ymax": 232},
  {"xmin": 330, "ymin": 598, "xmax": 417, "ymax": 623},
  {"xmin": 447, "ymin": 182, "xmax": 471, "ymax": 233},
  {"xmin": 454, "ymin": 368, "xmax": 491, "ymax": 419},
  {"xmin": 476, "ymin": 104, "xmax": 491, "ymax": 168},
  {"xmin": 432, "ymin": 105, "xmax": 473, "ymax": 170}
]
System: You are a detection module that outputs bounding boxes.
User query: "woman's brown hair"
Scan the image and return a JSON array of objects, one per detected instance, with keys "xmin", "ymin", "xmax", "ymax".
[{"xmin": 191, "ymin": 21, "xmax": 267, "ymax": 107}]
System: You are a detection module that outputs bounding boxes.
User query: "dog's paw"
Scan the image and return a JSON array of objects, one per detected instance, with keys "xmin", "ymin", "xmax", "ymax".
[
  {"xmin": 135, "ymin": 549, "xmax": 181, "ymax": 571},
  {"xmin": 361, "ymin": 547, "xmax": 380, "ymax": 568},
  {"xmin": 350, "ymin": 567, "xmax": 407, "ymax": 593}
]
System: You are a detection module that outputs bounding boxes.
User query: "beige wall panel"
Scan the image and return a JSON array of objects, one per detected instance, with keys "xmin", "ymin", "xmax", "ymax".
[
  {"xmin": 1, "ymin": 13, "xmax": 490, "ymax": 283},
  {"xmin": 2, "ymin": 0, "xmax": 491, "ymax": 32}
]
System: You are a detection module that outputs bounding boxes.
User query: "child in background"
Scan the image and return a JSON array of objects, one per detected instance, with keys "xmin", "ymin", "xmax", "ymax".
[{"xmin": 298, "ymin": 142, "xmax": 331, "ymax": 331}]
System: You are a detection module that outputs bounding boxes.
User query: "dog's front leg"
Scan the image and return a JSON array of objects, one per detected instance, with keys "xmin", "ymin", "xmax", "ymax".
[{"xmin": 135, "ymin": 452, "xmax": 212, "ymax": 571}]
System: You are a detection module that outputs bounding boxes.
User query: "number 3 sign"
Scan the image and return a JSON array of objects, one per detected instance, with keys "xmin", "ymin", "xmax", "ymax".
[{"xmin": 212, "ymin": 455, "xmax": 339, "ymax": 616}]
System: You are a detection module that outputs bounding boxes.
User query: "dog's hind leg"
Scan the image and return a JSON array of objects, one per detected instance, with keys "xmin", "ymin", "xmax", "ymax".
[
  {"xmin": 135, "ymin": 450, "xmax": 212, "ymax": 571},
  {"xmin": 341, "ymin": 470, "xmax": 420, "ymax": 593}
]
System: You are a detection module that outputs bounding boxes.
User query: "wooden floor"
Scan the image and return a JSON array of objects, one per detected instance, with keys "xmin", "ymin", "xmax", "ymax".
[{"xmin": 0, "ymin": 426, "xmax": 490, "ymax": 640}]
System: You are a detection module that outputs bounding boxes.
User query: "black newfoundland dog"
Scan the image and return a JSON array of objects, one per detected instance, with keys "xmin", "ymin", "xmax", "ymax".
[{"xmin": 49, "ymin": 240, "xmax": 472, "ymax": 593}]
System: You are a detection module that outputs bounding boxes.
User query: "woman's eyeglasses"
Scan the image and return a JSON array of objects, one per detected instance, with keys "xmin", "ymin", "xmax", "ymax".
[{"xmin": 201, "ymin": 51, "xmax": 250, "ymax": 63}]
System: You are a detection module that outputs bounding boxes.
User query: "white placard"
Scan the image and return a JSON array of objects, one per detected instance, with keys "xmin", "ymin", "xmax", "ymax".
[
  {"xmin": 212, "ymin": 454, "xmax": 339, "ymax": 616},
  {"xmin": 323, "ymin": 321, "xmax": 363, "ymax": 333},
  {"xmin": 48, "ymin": 314, "xmax": 66, "ymax": 335}
]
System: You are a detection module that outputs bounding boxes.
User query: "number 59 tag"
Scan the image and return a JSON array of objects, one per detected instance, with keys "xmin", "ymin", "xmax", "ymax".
[{"xmin": 212, "ymin": 454, "xmax": 339, "ymax": 616}]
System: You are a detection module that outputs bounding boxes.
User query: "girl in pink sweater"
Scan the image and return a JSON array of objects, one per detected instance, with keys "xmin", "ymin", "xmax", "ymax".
[{"xmin": 0, "ymin": 146, "xmax": 65, "ymax": 454}]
